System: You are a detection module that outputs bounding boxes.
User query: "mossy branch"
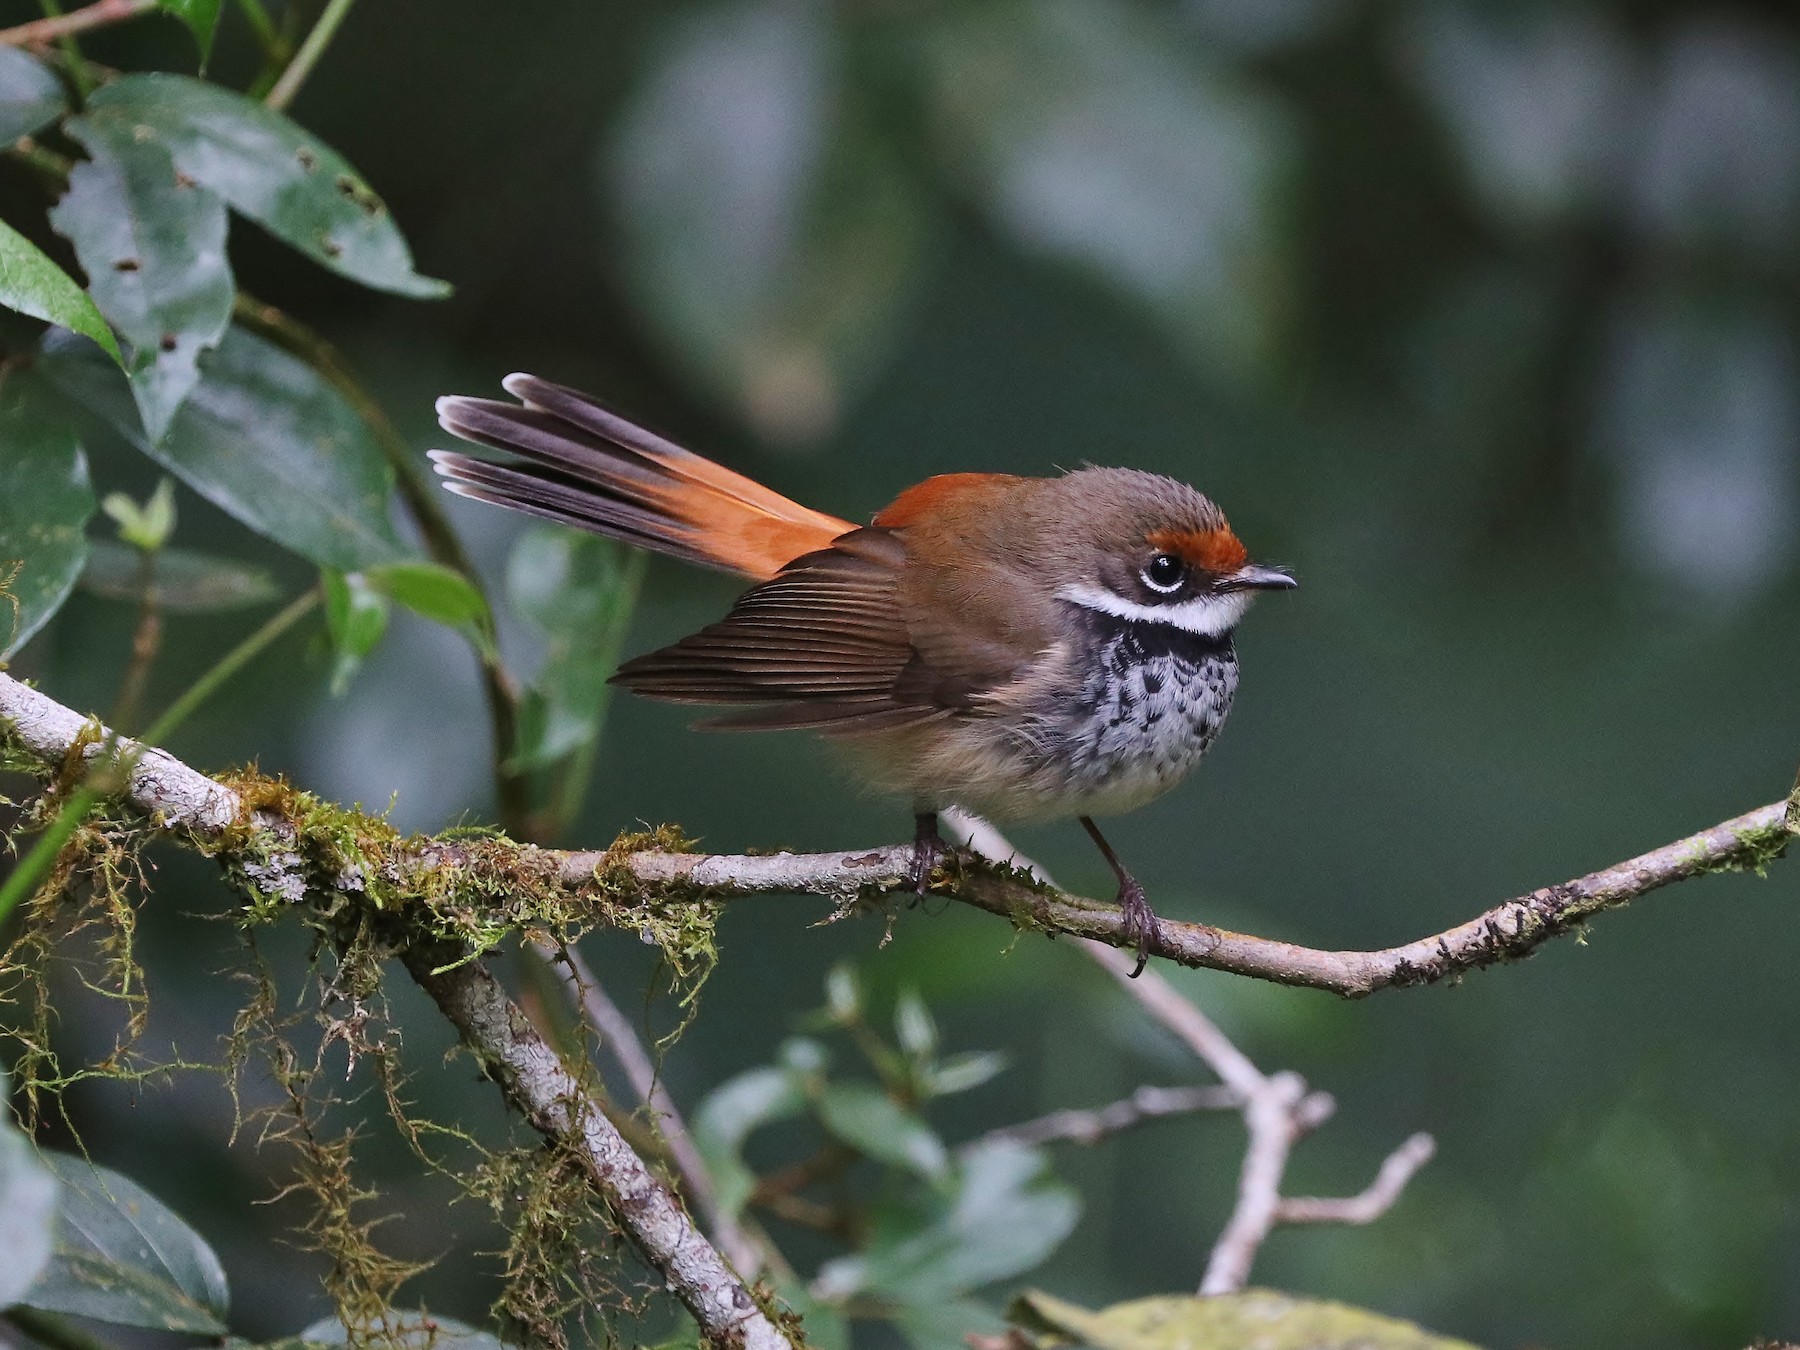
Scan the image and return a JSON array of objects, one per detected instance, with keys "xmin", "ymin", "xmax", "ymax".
[{"xmin": 2, "ymin": 674, "xmax": 1794, "ymax": 1006}]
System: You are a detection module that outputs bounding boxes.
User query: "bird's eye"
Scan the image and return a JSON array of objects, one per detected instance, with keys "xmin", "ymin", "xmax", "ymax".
[{"xmin": 1141, "ymin": 554, "xmax": 1186, "ymax": 594}]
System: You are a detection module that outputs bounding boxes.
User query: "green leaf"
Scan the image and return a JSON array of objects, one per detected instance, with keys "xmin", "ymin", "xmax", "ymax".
[
  {"xmin": 81, "ymin": 540, "xmax": 278, "ymax": 613},
  {"xmin": 0, "ymin": 1076, "xmax": 59, "ymax": 1308},
  {"xmin": 894, "ymin": 989, "xmax": 938, "ymax": 1059},
  {"xmin": 922, "ymin": 0, "xmax": 1292, "ymax": 379},
  {"xmin": 0, "ymin": 218, "xmax": 124, "ymax": 366},
  {"xmin": 159, "ymin": 0, "xmax": 222, "ymax": 64},
  {"xmin": 322, "ymin": 569, "xmax": 389, "ymax": 694},
  {"xmin": 506, "ymin": 527, "xmax": 641, "ymax": 770},
  {"xmin": 86, "ymin": 74, "xmax": 449, "ymax": 299},
  {"xmin": 0, "ymin": 48, "xmax": 67, "ymax": 143},
  {"xmin": 816, "ymin": 1082, "xmax": 948, "ymax": 1180},
  {"xmin": 607, "ymin": 0, "xmax": 932, "ymax": 441},
  {"xmin": 1009, "ymin": 1289, "xmax": 1487, "ymax": 1350},
  {"xmin": 823, "ymin": 962, "xmax": 861, "ymax": 1023},
  {"xmin": 894, "ymin": 1299, "xmax": 1008, "ymax": 1350},
  {"xmin": 101, "ymin": 477, "xmax": 178, "ymax": 552},
  {"xmin": 813, "ymin": 1141, "xmax": 1077, "ymax": 1304},
  {"xmin": 363, "ymin": 560, "xmax": 493, "ymax": 656},
  {"xmin": 923, "ymin": 1050, "xmax": 1008, "ymax": 1098},
  {"xmin": 20, "ymin": 1152, "xmax": 229, "ymax": 1334},
  {"xmin": 0, "ymin": 393, "xmax": 95, "ymax": 658},
  {"xmin": 37, "ymin": 325, "xmax": 409, "ymax": 572},
  {"xmin": 692, "ymin": 1065, "xmax": 810, "ymax": 1216},
  {"xmin": 296, "ymin": 1312, "xmax": 516, "ymax": 1348},
  {"xmin": 51, "ymin": 108, "xmax": 235, "ymax": 442}
]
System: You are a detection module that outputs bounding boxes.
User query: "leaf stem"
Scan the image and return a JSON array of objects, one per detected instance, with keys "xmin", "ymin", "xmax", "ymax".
[
  {"xmin": 0, "ymin": 0, "xmax": 154, "ymax": 50},
  {"xmin": 108, "ymin": 549, "xmax": 162, "ymax": 732},
  {"xmin": 264, "ymin": 0, "xmax": 357, "ymax": 112},
  {"xmin": 0, "ymin": 586, "xmax": 320, "ymax": 928}
]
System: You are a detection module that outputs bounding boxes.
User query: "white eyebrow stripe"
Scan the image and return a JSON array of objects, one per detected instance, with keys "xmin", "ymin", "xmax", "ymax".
[{"xmin": 1055, "ymin": 584, "xmax": 1251, "ymax": 639}]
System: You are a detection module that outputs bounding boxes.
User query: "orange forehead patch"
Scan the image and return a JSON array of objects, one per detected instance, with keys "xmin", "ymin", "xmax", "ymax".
[{"xmin": 1147, "ymin": 527, "xmax": 1248, "ymax": 575}]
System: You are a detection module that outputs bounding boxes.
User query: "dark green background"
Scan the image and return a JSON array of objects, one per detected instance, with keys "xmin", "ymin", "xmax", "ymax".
[{"xmin": 6, "ymin": 1, "xmax": 1798, "ymax": 1346}]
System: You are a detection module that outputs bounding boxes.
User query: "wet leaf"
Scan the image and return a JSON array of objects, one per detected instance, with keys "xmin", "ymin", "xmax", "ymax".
[
  {"xmin": 159, "ymin": 0, "xmax": 222, "ymax": 63},
  {"xmin": 923, "ymin": 1050, "xmax": 1008, "ymax": 1098},
  {"xmin": 81, "ymin": 540, "xmax": 277, "ymax": 613},
  {"xmin": 0, "ymin": 1076, "xmax": 59, "ymax": 1308},
  {"xmin": 894, "ymin": 989, "xmax": 938, "ymax": 1058},
  {"xmin": 813, "ymin": 1141, "xmax": 1077, "ymax": 1303},
  {"xmin": 693, "ymin": 1065, "xmax": 810, "ymax": 1216},
  {"xmin": 19, "ymin": 1152, "xmax": 229, "ymax": 1334},
  {"xmin": 1009, "ymin": 1289, "xmax": 1486, "ymax": 1350},
  {"xmin": 51, "ymin": 107, "xmax": 235, "ymax": 442},
  {"xmin": 38, "ymin": 325, "xmax": 408, "ymax": 572},
  {"xmin": 817, "ymin": 1082, "xmax": 948, "ymax": 1179},
  {"xmin": 0, "ymin": 218, "xmax": 123, "ymax": 366},
  {"xmin": 923, "ymin": 0, "xmax": 1292, "ymax": 378},
  {"xmin": 506, "ymin": 526, "xmax": 640, "ymax": 770},
  {"xmin": 0, "ymin": 47, "xmax": 66, "ymax": 142},
  {"xmin": 86, "ymin": 74, "xmax": 449, "ymax": 299},
  {"xmin": 0, "ymin": 394, "xmax": 94, "ymax": 658},
  {"xmin": 608, "ymin": 0, "xmax": 932, "ymax": 440}
]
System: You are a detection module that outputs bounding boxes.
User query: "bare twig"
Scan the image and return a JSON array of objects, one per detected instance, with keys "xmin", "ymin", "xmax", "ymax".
[
  {"xmin": 533, "ymin": 939, "xmax": 761, "ymax": 1276},
  {"xmin": 972, "ymin": 1084, "xmax": 1239, "ymax": 1151},
  {"xmin": 0, "ymin": 0, "xmax": 153, "ymax": 46},
  {"xmin": 1275, "ymin": 1133, "xmax": 1438, "ymax": 1225}
]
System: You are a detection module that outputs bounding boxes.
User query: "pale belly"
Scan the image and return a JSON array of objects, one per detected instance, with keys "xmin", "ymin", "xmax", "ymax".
[{"xmin": 847, "ymin": 627, "xmax": 1240, "ymax": 824}]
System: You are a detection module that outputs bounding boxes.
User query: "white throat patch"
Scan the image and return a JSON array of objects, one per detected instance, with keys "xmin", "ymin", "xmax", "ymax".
[{"xmin": 1055, "ymin": 584, "xmax": 1251, "ymax": 639}]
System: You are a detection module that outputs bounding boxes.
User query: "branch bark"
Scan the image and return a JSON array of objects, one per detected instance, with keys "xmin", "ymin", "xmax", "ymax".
[{"xmin": 0, "ymin": 0, "xmax": 155, "ymax": 46}]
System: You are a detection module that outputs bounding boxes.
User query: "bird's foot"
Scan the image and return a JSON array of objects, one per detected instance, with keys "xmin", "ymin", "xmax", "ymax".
[
  {"xmin": 1116, "ymin": 877, "xmax": 1159, "ymax": 978},
  {"xmin": 909, "ymin": 812, "xmax": 947, "ymax": 901}
]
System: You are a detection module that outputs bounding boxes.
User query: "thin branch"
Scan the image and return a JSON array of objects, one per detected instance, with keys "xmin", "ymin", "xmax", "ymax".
[
  {"xmin": 0, "ymin": 0, "xmax": 153, "ymax": 46},
  {"xmin": 533, "ymin": 939, "xmax": 761, "ymax": 1277},
  {"xmin": 971, "ymin": 1084, "xmax": 1239, "ymax": 1151},
  {"xmin": 264, "ymin": 0, "xmax": 357, "ymax": 111},
  {"xmin": 403, "ymin": 941, "xmax": 793, "ymax": 1350},
  {"xmin": 1275, "ymin": 1133, "xmax": 1438, "ymax": 1226}
]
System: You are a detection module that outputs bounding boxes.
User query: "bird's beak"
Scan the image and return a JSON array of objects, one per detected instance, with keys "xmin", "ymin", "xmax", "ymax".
[{"xmin": 1222, "ymin": 563, "xmax": 1297, "ymax": 592}]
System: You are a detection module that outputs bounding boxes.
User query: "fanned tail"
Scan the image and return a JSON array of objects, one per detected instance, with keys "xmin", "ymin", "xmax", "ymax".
[{"xmin": 431, "ymin": 374, "xmax": 854, "ymax": 580}]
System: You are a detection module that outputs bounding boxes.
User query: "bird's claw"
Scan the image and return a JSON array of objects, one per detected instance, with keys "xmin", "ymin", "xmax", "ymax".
[
  {"xmin": 1117, "ymin": 879, "xmax": 1158, "ymax": 978},
  {"xmin": 909, "ymin": 813, "xmax": 947, "ymax": 902}
]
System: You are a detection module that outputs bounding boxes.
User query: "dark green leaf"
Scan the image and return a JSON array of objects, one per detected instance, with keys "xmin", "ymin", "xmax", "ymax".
[
  {"xmin": 51, "ymin": 109, "xmax": 235, "ymax": 441},
  {"xmin": 0, "ymin": 394, "xmax": 94, "ymax": 658},
  {"xmin": 816, "ymin": 1082, "xmax": 948, "ymax": 1180},
  {"xmin": 37, "ymin": 326, "xmax": 409, "ymax": 572},
  {"xmin": 0, "ymin": 219, "xmax": 123, "ymax": 365},
  {"xmin": 1010, "ymin": 1289, "xmax": 1486, "ymax": 1350},
  {"xmin": 0, "ymin": 48, "xmax": 66, "ymax": 143},
  {"xmin": 923, "ymin": 0, "xmax": 1291, "ymax": 378},
  {"xmin": 297, "ymin": 1312, "xmax": 516, "ymax": 1348},
  {"xmin": 813, "ymin": 1141, "xmax": 1077, "ymax": 1303},
  {"xmin": 607, "ymin": 0, "xmax": 932, "ymax": 441},
  {"xmin": 505, "ymin": 527, "xmax": 641, "ymax": 770},
  {"xmin": 87, "ymin": 74, "xmax": 449, "ymax": 299},
  {"xmin": 0, "ymin": 1076, "xmax": 59, "ymax": 1308},
  {"xmin": 894, "ymin": 1298, "xmax": 1007, "ymax": 1350},
  {"xmin": 322, "ymin": 570, "xmax": 389, "ymax": 694},
  {"xmin": 693, "ymin": 1066, "xmax": 810, "ymax": 1216},
  {"xmin": 20, "ymin": 1152, "xmax": 229, "ymax": 1334},
  {"xmin": 81, "ymin": 540, "xmax": 277, "ymax": 613},
  {"xmin": 159, "ymin": 0, "xmax": 222, "ymax": 63},
  {"xmin": 363, "ymin": 560, "xmax": 493, "ymax": 655}
]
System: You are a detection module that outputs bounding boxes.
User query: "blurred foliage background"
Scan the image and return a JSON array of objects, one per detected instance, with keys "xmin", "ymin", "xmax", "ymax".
[{"xmin": 3, "ymin": 0, "xmax": 1799, "ymax": 1346}]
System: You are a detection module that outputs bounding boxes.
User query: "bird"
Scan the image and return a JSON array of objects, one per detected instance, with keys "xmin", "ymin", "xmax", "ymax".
[{"xmin": 430, "ymin": 374, "xmax": 1295, "ymax": 975}]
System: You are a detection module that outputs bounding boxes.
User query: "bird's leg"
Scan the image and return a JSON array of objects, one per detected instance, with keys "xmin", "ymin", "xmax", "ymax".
[
  {"xmin": 909, "ymin": 810, "xmax": 947, "ymax": 900},
  {"xmin": 1080, "ymin": 816, "xmax": 1157, "ymax": 978}
]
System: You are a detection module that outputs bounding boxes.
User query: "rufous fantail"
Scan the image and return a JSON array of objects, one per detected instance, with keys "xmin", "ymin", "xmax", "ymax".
[{"xmin": 432, "ymin": 375, "xmax": 1295, "ymax": 974}]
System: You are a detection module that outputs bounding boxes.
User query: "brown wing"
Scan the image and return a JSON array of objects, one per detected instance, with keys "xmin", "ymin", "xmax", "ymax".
[{"xmin": 612, "ymin": 527, "xmax": 956, "ymax": 735}]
